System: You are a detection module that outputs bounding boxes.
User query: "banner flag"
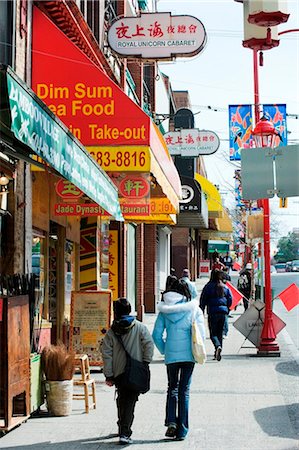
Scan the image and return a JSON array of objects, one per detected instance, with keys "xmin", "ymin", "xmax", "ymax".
[
  {"xmin": 229, "ymin": 105, "xmax": 253, "ymax": 161},
  {"xmin": 232, "ymin": 261, "xmax": 241, "ymax": 271},
  {"xmin": 277, "ymin": 283, "xmax": 299, "ymax": 311},
  {"xmin": 226, "ymin": 281, "xmax": 244, "ymax": 310},
  {"xmin": 263, "ymin": 104, "xmax": 287, "ymax": 147}
]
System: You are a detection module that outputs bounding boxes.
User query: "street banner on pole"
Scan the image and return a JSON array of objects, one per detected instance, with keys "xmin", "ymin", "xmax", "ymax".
[
  {"xmin": 229, "ymin": 105, "xmax": 253, "ymax": 161},
  {"xmin": 263, "ymin": 104, "xmax": 287, "ymax": 147}
]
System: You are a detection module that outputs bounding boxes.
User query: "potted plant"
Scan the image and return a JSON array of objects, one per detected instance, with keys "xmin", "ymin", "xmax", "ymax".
[{"xmin": 41, "ymin": 343, "xmax": 75, "ymax": 416}]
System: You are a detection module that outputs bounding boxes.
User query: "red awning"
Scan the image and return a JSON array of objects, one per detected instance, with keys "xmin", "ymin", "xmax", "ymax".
[{"xmin": 31, "ymin": 7, "xmax": 181, "ymax": 204}]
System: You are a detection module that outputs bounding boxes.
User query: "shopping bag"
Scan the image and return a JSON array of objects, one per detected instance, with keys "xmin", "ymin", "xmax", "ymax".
[
  {"xmin": 115, "ymin": 356, "xmax": 150, "ymax": 394},
  {"xmin": 192, "ymin": 314, "xmax": 207, "ymax": 365}
]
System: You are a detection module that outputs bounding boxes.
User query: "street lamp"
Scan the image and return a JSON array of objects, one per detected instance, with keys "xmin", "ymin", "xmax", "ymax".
[{"xmin": 251, "ymin": 117, "xmax": 280, "ymax": 356}]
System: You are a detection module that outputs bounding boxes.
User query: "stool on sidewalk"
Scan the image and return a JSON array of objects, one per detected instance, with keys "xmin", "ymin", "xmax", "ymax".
[{"xmin": 72, "ymin": 354, "xmax": 96, "ymax": 413}]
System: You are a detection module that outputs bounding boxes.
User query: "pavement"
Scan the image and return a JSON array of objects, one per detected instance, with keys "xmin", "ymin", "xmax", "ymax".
[{"xmin": 1, "ymin": 278, "xmax": 299, "ymax": 450}]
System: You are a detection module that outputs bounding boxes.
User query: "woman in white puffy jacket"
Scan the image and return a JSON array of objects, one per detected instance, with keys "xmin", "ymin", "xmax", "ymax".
[{"xmin": 152, "ymin": 279, "xmax": 205, "ymax": 441}]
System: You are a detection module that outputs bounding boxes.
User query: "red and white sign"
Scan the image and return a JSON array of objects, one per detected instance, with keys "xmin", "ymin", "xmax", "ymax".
[
  {"xmin": 200, "ymin": 260, "xmax": 210, "ymax": 276},
  {"xmin": 164, "ymin": 129, "xmax": 220, "ymax": 156},
  {"xmin": 118, "ymin": 175, "xmax": 150, "ymax": 199},
  {"xmin": 55, "ymin": 179, "xmax": 84, "ymax": 201},
  {"xmin": 108, "ymin": 12, "xmax": 207, "ymax": 60}
]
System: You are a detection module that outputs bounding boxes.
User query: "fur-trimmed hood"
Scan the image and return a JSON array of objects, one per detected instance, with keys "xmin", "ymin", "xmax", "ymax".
[{"xmin": 158, "ymin": 293, "xmax": 198, "ymax": 320}]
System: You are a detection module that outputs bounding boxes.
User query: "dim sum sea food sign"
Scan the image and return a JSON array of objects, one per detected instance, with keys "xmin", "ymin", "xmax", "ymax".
[{"xmin": 108, "ymin": 12, "xmax": 207, "ymax": 59}]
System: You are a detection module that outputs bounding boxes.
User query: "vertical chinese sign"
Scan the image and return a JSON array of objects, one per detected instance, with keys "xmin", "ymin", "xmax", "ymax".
[{"xmin": 109, "ymin": 231, "xmax": 119, "ymax": 300}]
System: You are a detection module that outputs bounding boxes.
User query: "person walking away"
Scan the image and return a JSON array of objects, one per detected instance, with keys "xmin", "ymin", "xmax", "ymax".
[
  {"xmin": 237, "ymin": 263, "xmax": 252, "ymax": 311},
  {"xmin": 101, "ymin": 298, "xmax": 154, "ymax": 445},
  {"xmin": 152, "ymin": 279, "xmax": 205, "ymax": 441},
  {"xmin": 222, "ymin": 252, "xmax": 233, "ymax": 273},
  {"xmin": 200, "ymin": 270, "xmax": 232, "ymax": 361},
  {"xmin": 180, "ymin": 268, "xmax": 198, "ymax": 300},
  {"xmin": 165, "ymin": 267, "xmax": 178, "ymax": 291},
  {"xmin": 220, "ymin": 268, "xmax": 232, "ymax": 337},
  {"xmin": 211, "ymin": 257, "xmax": 225, "ymax": 271}
]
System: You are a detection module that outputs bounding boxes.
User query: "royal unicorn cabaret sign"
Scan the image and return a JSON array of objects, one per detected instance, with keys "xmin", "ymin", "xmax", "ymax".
[{"xmin": 108, "ymin": 12, "xmax": 207, "ymax": 59}]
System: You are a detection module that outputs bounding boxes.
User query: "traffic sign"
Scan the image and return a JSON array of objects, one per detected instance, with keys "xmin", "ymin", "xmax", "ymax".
[{"xmin": 241, "ymin": 147, "xmax": 274, "ymax": 199}]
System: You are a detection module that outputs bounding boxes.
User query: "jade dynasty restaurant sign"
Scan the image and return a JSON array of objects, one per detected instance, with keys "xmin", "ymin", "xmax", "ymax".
[{"xmin": 108, "ymin": 12, "xmax": 207, "ymax": 59}]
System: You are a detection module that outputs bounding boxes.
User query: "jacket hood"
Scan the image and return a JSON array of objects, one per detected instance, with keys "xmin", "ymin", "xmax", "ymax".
[
  {"xmin": 111, "ymin": 315, "xmax": 135, "ymax": 335},
  {"xmin": 158, "ymin": 295, "xmax": 198, "ymax": 321}
]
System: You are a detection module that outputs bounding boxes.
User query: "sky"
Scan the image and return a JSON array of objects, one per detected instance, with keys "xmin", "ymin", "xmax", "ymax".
[{"xmin": 157, "ymin": 0, "xmax": 299, "ymax": 244}]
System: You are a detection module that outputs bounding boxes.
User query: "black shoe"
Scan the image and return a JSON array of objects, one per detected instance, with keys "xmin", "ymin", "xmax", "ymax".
[
  {"xmin": 165, "ymin": 424, "xmax": 177, "ymax": 438},
  {"xmin": 216, "ymin": 346, "xmax": 222, "ymax": 361},
  {"xmin": 176, "ymin": 436, "xmax": 186, "ymax": 441}
]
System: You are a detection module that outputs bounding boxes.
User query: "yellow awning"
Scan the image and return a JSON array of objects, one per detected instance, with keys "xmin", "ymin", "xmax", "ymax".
[
  {"xmin": 195, "ymin": 173, "xmax": 223, "ymax": 218},
  {"xmin": 124, "ymin": 214, "xmax": 177, "ymax": 225},
  {"xmin": 216, "ymin": 210, "xmax": 233, "ymax": 233},
  {"xmin": 87, "ymin": 144, "xmax": 181, "ymax": 214},
  {"xmin": 201, "ymin": 210, "xmax": 233, "ymax": 240}
]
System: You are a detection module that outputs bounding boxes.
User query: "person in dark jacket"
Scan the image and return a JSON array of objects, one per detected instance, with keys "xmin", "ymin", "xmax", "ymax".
[
  {"xmin": 101, "ymin": 298, "xmax": 154, "ymax": 445},
  {"xmin": 200, "ymin": 270, "xmax": 232, "ymax": 361},
  {"xmin": 165, "ymin": 268, "xmax": 178, "ymax": 291}
]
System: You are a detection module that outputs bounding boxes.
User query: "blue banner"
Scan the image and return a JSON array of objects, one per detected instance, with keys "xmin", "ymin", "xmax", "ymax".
[
  {"xmin": 229, "ymin": 105, "xmax": 253, "ymax": 161},
  {"xmin": 263, "ymin": 104, "xmax": 287, "ymax": 147}
]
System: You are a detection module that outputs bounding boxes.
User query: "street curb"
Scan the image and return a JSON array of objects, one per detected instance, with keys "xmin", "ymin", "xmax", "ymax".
[{"xmin": 280, "ymin": 328, "xmax": 299, "ymax": 365}]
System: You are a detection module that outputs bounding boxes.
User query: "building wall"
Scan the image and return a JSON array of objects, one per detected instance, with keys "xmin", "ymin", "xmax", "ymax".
[
  {"xmin": 144, "ymin": 224, "xmax": 156, "ymax": 313},
  {"xmin": 171, "ymin": 227, "xmax": 189, "ymax": 278}
]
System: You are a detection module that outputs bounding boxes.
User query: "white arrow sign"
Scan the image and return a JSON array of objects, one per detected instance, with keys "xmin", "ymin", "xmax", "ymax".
[
  {"xmin": 108, "ymin": 12, "xmax": 207, "ymax": 60},
  {"xmin": 164, "ymin": 129, "xmax": 220, "ymax": 156}
]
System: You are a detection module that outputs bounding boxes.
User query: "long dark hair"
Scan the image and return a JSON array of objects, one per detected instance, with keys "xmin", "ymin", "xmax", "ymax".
[
  {"xmin": 210, "ymin": 269, "xmax": 225, "ymax": 297},
  {"xmin": 163, "ymin": 278, "xmax": 192, "ymax": 301}
]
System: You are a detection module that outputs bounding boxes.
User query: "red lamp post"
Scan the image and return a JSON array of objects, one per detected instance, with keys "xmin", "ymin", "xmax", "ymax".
[{"xmin": 252, "ymin": 117, "xmax": 280, "ymax": 356}]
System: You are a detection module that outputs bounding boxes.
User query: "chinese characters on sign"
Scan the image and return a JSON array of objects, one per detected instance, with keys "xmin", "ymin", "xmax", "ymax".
[
  {"xmin": 108, "ymin": 13, "xmax": 207, "ymax": 59},
  {"xmin": 164, "ymin": 129, "xmax": 220, "ymax": 156}
]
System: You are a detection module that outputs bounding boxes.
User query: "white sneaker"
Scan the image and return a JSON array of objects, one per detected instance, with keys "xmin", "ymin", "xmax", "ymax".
[{"xmin": 119, "ymin": 436, "xmax": 133, "ymax": 445}]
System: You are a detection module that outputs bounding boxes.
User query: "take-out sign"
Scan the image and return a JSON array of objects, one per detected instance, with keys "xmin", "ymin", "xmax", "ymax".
[{"xmin": 108, "ymin": 12, "xmax": 207, "ymax": 60}]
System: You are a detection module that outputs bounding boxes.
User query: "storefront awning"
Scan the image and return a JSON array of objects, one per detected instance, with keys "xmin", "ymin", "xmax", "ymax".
[
  {"xmin": 0, "ymin": 65, "xmax": 123, "ymax": 221},
  {"xmin": 195, "ymin": 173, "xmax": 223, "ymax": 218},
  {"xmin": 176, "ymin": 176, "xmax": 208, "ymax": 228},
  {"xmin": 31, "ymin": 7, "xmax": 181, "ymax": 220},
  {"xmin": 201, "ymin": 211, "xmax": 233, "ymax": 240}
]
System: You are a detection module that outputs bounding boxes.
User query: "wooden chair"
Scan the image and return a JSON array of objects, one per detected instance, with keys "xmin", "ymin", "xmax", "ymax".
[{"xmin": 72, "ymin": 354, "xmax": 96, "ymax": 413}]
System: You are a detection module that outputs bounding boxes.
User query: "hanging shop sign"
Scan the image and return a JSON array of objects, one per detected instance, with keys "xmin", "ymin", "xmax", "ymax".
[
  {"xmin": 1, "ymin": 66, "xmax": 123, "ymax": 221},
  {"xmin": 107, "ymin": 12, "xmax": 207, "ymax": 60},
  {"xmin": 55, "ymin": 178, "xmax": 84, "ymax": 201},
  {"xmin": 164, "ymin": 129, "xmax": 220, "ymax": 156},
  {"xmin": 108, "ymin": 231, "xmax": 119, "ymax": 300}
]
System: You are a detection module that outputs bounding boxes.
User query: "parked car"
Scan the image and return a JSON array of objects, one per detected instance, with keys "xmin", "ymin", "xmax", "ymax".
[
  {"xmin": 291, "ymin": 260, "xmax": 299, "ymax": 272},
  {"xmin": 285, "ymin": 261, "xmax": 292, "ymax": 272},
  {"xmin": 270, "ymin": 265, "xmax": 277, "ymax": 273},
  {"xmin": 275, "ymin": 263, "xmax": 286, "ymax": 273}
]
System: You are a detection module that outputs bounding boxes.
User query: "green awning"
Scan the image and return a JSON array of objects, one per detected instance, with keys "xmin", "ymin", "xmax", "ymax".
[
  {"xmin": 0, "ymin": 65, "xmax": 123, "ymax": 221},
  {"xmin": 208, "ymin": 240, "xmax": 230, "ymax": 253}
]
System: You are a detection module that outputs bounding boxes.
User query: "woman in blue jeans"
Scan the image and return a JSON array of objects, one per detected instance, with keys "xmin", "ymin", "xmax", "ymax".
[{"xmin": 152, "ymin": 278, "xmax": 205, "ymax": 441}]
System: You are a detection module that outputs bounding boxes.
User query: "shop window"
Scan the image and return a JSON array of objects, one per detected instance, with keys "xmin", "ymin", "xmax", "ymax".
[
  {"xmin": 126, "ymin": 224, "xmax": 137, "ymax": 313},
  {"xmin": 99, "ymin": 220, "xmax": 110, "ymax": 289},
  {"xmin": 65, "ymin": 240, "xmax": 76, "ymax": 321},
  {"xmin": 32, "ymin": 232, "xmax": 46, "ymax": 316}
]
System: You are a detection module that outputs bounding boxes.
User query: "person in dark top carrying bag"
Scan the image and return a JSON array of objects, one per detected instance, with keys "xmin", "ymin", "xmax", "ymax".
[
  {"xmin": 101, "ymin": 298, "xmax": 154, "ymax": 445},
  {"xmin": 200, "ymin": 270, "xmax": 232, "ymax": 361}
]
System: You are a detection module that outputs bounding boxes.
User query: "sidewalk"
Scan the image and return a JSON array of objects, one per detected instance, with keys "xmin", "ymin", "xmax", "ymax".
[{"xmin": 1, "ymin": 278, "xmax": 298, "ymax": 450}]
